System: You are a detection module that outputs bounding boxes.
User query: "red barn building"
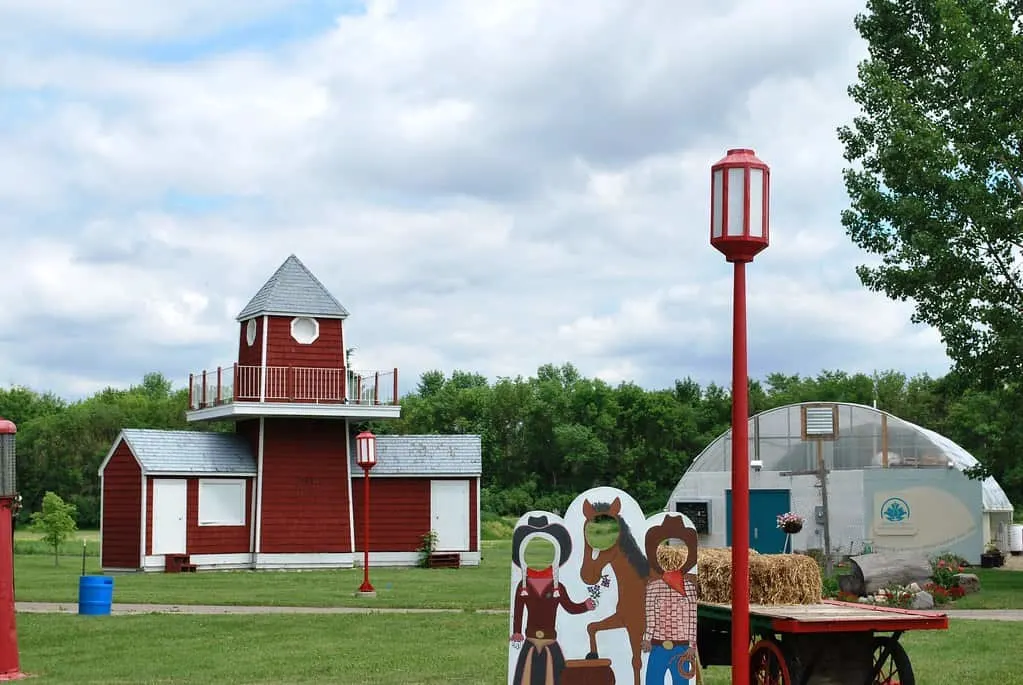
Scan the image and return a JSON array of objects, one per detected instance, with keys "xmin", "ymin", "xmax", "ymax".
[{"xmin": 97, "ymin": 255, "xmax": 482, "ymax": 572}]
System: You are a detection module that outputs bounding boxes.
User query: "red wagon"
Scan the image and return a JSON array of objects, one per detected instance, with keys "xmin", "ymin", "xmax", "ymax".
[{"xmin": 696, "ymin": 600, "xmax": 949, "ymax": 684}]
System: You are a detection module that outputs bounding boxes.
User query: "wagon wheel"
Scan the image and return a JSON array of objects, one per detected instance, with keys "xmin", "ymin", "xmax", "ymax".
[
  {"xmin": 749, "ymin": 639, "xmax": 795, "ymax": 685},
  {"xmin": 872, "ymin": 635, "xmax": 915, "ymax": 685}
]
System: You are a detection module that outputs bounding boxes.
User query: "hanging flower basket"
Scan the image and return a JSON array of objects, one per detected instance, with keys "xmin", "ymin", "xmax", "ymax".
[{"xmin": 777, "ymin": 512, "xmax": 804, "ymax": 535}]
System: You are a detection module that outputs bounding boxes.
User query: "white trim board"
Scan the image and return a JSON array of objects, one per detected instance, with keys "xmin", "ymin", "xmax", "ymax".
[
  {"xmin": 186, "ymin": 403, "xmax": 401, "ymax": 423},
  {"xmin": 351, "ymin": 472, "xmax": 481, "ymax": 478},
  {"xmin": 353, "ymin": 551, "xmax": 481, "ymax": 567},
  {"xmin": 254, "ymin": 553, "xmax": 354, "ymax": 570}
]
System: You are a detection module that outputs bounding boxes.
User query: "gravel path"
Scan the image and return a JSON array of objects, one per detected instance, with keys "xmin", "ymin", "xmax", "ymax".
[{"xmin": 16, "ymin": 602, "xmax": 1023, "ymax": 621}]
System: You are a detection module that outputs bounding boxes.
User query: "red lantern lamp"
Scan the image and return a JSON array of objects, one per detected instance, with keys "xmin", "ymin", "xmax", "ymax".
[
  {"xmin": 355, "ymin": 431, "xmax": 377, "ymax": 469},
  {"xmin": 355, "ymin": 431, "xmax": 377, "ymax": 596},
  {"xmin": 710, "ymin": 148, "xmax": 770, "ymax": 263}
]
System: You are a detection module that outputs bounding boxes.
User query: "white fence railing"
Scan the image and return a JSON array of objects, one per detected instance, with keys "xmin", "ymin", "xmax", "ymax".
[{"xmin": 189, "ymin": 365, "xmax": 399, "ymax": 409}]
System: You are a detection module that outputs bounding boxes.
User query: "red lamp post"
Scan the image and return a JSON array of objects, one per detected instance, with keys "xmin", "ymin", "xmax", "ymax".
[
  {"xmin": 0, "ymin": 418, "xmax": 25, "ymax": 681},
  {"xmin": 355, "ymin": 430, "xmax": 377, "ymax": 597},
  {"xmin": 709, "ymin": 148, "xmax": 770, "ymax": 684}
]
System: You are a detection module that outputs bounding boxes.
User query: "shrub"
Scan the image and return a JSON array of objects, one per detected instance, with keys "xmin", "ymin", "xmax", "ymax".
[{"xmin": 929, "ymin": 553, "xmax": 964, "ymax": 591}]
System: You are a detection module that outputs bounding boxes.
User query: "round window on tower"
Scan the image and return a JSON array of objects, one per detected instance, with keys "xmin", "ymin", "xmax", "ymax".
[
  {"xmin": 245, "ymin": 319, "xmax": 258, "ymax": 347},
  {"xmin": 290, "ymin": 317, "xmax": 319, "ymax": 345}
]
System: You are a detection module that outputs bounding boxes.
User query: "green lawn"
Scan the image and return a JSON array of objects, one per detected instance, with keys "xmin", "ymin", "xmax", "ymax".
[
  {"xmin": 948, "ymin": 567, "xmax": 1023, "ymax": 609},
  {"xmin": 15, "ymin": 534, "xmax": 1023, "ymax": 611},
  {"xmin": 11, "ymin": 613, "xmax": 1018, "ymax": 684},
  {"xmin": 14, "ymin": 541, "xmax": 515, "ymax": 610}
]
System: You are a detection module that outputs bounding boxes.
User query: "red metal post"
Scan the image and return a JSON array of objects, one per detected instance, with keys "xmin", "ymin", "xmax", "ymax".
[
  {"xmin": 188, "ymin": 373, "xmax": 194, "ymax": 409},
  {"xmin": 0, "ymin": 497, "xmax": 22, "ymax": 680},
  {"xmin": 373, "ymin": 371, "xmax": 380, "ymax": 405},
  {"xmin": 358, "ymin": 465, "xmax": 374, "ymax": 594},
  {"xmin": 201, "ymin": 370, "xmax": 207, "ymax": 409},
  {"xmin": 216, "ymin": 367, "xmax": 222, "ymax": 405},
  {"xmin": 392, "ymin": 368, "xmax": 399, "ymax": 405},
  {"xmin": 731, "ymin": 261, "xmax": 750, "ymax": 684}
]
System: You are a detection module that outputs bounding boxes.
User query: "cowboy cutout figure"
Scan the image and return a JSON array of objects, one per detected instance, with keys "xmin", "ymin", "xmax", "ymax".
[
  {"xmin": 510, "ymin": 514, "xmax": 597, "ymax": 685},
  {"xmin": 641, "ymin": 516, "xmax": 699, "ymax": 685}
]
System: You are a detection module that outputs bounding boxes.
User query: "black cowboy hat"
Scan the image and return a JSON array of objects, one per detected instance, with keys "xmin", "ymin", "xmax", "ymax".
[{"xmin": 511, "ymin": 514, "xmax": 573, "ymax": 568}]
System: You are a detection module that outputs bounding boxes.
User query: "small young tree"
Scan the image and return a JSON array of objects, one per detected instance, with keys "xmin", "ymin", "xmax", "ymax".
[{"xmin": 30, "ymin": 491, "xmax": 78, "ymax": 566}]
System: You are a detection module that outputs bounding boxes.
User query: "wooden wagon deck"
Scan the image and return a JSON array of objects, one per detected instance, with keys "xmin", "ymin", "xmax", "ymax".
[
  {"xmin": 697, "ymin": 600, "xmax": 948, "ymax": 683},
  {"xmin": 698, "ymin": 599, "xmax": 949, "ymax": 633}
]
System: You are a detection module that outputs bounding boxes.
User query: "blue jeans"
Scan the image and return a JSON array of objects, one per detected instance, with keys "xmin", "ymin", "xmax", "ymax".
[{"xmin": 645, "ymin": 643, "xmax": 695, "ymax": 685}]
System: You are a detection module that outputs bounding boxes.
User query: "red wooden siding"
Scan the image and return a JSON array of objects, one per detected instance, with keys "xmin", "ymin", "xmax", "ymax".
[
  {"xmin": 186, "ymin": 478, "xmax": 254, "ymax": 554},
  {"xmin": 259, "ymin": 419, "xmax": 351, "ymax": 553},
  {"xmin": 351, "ymin": 477, "xmax": 479, "ymax": 552},
  {"xmin": 237, "ymin": 317, "xmax": 263, "ymax": 367},
  {"xmin": 101, "ymin": 442, "xmax": 142, "ymax": 568},
  {"xmin": 264, "ymin": 316, "xmax": 345, "ymax": 369},
  {"xmin": 351, "ymin": 479, "xmax": 429, "ymax": 552}
]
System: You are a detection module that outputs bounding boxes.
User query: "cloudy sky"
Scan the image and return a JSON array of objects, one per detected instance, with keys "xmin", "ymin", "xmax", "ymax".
[{"xmin": 0, "ymin": 0, "xmax": 950, "ymax": 400}]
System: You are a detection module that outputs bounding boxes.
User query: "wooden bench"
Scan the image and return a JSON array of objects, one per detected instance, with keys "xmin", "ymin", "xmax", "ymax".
[{"xmin": 427, "ymin": 553, "xmax": 461, "ymax": 569}]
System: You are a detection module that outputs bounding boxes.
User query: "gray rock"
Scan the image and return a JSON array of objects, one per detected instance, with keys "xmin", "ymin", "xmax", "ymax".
[
  {"xmin": 911, "ymin": 591, "xmax": 934, "ymax": 610},
  {"xmin": 858, "ymin": 597, "xmax": 872, "ymax": 604},
  {"xmin": 954, "ymin": 573, "xmax": 980, "ymax": 595}
]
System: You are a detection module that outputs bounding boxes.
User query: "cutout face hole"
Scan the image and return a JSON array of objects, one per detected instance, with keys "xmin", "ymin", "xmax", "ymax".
[
  {"xmin": 523, "ymin": 537, "xmax": 556, "ymax": 570},
  {"xmin": 656, "ymin": 539, "xmax": 689, "ymax": 572},
  {"xmin": 584, "ymin": 515, "xmax": 620, "ymax": 551}
]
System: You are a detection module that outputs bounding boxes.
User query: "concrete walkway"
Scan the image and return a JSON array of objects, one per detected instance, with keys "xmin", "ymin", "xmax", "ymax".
[
  {"xmin": 15, "ymin": 602, "xmax": 510, "ymax": 616},
  {"xmin": 16, "ymin": 602, "xmax": 1023, "ymax": 621},
  {"xmin": 942, "ymin": 609, "xmax": 1023, "ymax": 622}
]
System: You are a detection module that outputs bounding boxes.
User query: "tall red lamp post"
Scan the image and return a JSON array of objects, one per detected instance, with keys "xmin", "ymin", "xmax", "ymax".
[
  {"xmin": 709, "ymin": 148, "xmax": 770, "ymax": 684},
  {"xmin": 0, "ymin": 418, "xmax": 25, "ymax": 681},
  {"xmin": 355, "ymin": 430, "xmax": 377, "ymax": 598}
]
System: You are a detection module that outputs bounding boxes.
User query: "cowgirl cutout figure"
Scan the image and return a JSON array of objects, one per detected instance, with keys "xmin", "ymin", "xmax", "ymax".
[{"xmin": 510, "ymin": 514, "xmax": 596, "ymax": 685}]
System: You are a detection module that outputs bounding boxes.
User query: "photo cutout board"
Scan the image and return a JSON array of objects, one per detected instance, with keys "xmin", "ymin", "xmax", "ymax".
[{"xmin": 507, "ymin": 486, "xmax": 699, "ymax": 685}]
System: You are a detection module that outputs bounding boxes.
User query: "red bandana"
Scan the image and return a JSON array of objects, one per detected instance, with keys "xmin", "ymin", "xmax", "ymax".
[
  {"xmin": 663, "ymin": 570, "xmax": 686, "ymax": 595},
  {"xmin": 526, "ymin": 567, "xmax": 553, "ymax": 579}
]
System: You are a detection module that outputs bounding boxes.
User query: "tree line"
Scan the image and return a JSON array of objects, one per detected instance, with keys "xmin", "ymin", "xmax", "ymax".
[{"xmin": 1, "ymin": 364, "xmax": 1018, "ymax": 528}]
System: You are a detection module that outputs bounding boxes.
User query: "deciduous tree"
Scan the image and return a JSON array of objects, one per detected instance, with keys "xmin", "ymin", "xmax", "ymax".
[{"xmin": 839, "ymin": 0, "xmax": 1023, "ymax": 388}]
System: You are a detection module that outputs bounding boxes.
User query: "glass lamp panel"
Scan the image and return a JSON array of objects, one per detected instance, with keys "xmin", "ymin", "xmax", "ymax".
[
  {"xmin": 726, "ymin": 167, "xmax": 746, "ymax": 236},
  {"xmin": 712, "ymin": 169, "xmax": 724, "ymax": 238},
  {"xmin": 748, "ymin": 168, "xmax": 764, "ymax": 237}
]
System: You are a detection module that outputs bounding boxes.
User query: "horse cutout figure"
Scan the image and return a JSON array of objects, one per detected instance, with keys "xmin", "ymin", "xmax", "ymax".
[{"xmin": 507, "ymin": 486, "xmax": 699, "ymax": 685}]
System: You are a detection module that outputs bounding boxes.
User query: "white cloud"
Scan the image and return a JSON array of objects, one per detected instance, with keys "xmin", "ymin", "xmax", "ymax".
[{"xmin": 0, "ymin": 0, "xmax": 951, "ymax": 399}]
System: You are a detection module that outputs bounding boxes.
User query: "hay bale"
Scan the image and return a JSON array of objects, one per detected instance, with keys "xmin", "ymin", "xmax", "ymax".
[
  {"xmin": 695, "ymin": 549, "xmax": 822, "ymax": 605},
  {"xmin": 656, "ymin": 544, "xmax": 690, "ymax": 572}
]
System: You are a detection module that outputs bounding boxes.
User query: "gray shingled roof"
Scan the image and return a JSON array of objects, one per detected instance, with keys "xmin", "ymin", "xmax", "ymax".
[
  {"xmin": 351, "ymin": 434, "xmax": 482, "ymax": 476},
  {"xmin": 236, "ymin": 254, "xmax": 350, "ymax": 321},
  {"xmin": 117, "ymin": 429, "xmax": 257, "ymax": 476}
]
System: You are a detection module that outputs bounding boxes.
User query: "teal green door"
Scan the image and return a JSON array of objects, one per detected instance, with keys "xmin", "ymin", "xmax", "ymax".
[{"xmin": 725, "ymin": 489, "xmax": 791, "ymax": 554}]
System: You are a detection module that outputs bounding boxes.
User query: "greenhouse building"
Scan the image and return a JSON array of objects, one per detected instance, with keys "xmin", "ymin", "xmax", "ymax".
[{"xmin": 666, "ymin": 402, "xmax": 1015, "ymax": 564}]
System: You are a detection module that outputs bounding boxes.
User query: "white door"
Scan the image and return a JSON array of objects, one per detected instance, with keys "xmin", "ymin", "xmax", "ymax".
[
  {"xmin": 151, "ymin": 479, "xmax": 188, "ymax": 555},
  {"xmin": 430, "ymin": 480, "xmax": 470, "ymax": 551}
]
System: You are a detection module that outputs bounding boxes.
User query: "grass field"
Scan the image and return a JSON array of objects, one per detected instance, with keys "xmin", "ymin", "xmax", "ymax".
[
  {"xmin": 12, "ymin": 613, "xmax": 1020, "ymax": 684},
  {"xmin": 10, "ymin": 526, "xmax": 1023, "ymax": 682}
]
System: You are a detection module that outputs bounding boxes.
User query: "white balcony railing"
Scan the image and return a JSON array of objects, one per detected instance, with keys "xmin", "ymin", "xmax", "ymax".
[{"xmin": 188, "ymin": 365, "xmax": 399, "ymax": 410}]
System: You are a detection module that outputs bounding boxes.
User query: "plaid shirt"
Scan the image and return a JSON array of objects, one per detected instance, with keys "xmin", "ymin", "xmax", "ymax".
[{"xmin": 643, "ymin": 576, "xmax": 697, "ymax": 644}]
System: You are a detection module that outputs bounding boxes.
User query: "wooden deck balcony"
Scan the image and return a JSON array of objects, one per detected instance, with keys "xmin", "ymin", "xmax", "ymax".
[{"xmin": 188, "ymin": 364, "xmax": 399, "ymax": 411}]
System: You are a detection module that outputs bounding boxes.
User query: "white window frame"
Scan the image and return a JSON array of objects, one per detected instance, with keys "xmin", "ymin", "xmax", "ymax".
[
  {"xmin": 197, "ymin": 478, "xmax": 247, "ymax": 527},
  {"xmin": 290, "ymin": 317, "xmax": 320, "ymax": 344}
]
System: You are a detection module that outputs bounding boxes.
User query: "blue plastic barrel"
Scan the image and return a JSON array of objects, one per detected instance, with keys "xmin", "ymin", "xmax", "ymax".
[{"xmin": 78, "ymin": 575, "xmax": 114, "ymax": 616}]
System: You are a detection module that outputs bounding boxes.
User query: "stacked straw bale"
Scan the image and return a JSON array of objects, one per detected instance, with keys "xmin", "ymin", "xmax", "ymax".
[{"xmin": 695, "ymin": 548, "xmax": 822, "ymax": 605}]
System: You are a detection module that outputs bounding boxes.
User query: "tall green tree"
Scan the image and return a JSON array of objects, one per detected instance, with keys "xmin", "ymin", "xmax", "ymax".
[{"xmin": 838, "ymin": 0, "xmax": 1023, "ymax": 388}]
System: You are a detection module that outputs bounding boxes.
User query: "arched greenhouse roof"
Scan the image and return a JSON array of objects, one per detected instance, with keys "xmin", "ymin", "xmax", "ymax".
[{"xmin": 682, "ymin": 401, "xmax": 1014, "ymax": 514}]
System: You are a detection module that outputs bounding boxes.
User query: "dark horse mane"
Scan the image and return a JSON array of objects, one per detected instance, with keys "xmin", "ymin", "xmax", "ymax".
[{"xmin": 590, "ymin": 501, "xmax": 650, "ymax": 579}]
